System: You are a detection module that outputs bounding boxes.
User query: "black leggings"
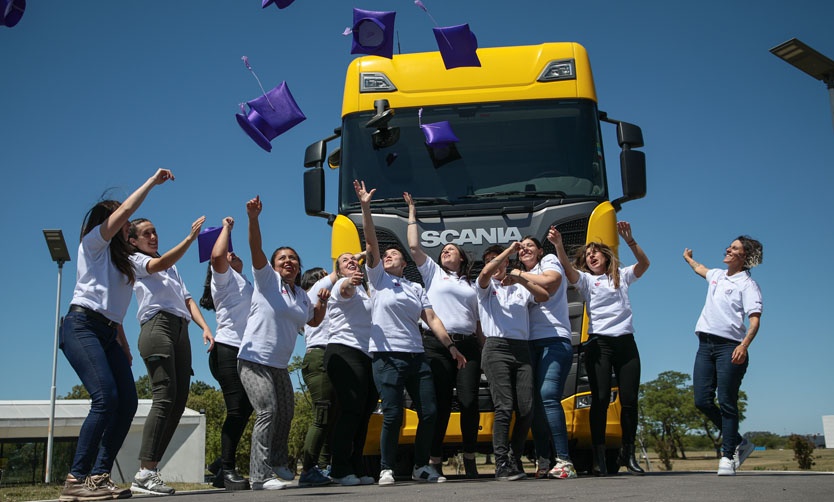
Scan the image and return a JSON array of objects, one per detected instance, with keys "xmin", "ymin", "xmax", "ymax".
[
  {"xmin": 423, "ymin": 333, "xmax": 482, "ymax": 456},
  {"xmin": 209, "ymin": 342, "xmax": 254, "ymax": 470},
  {"xmin": 584, "ymin": 334, "xmax": 641, "ymax": 446}
]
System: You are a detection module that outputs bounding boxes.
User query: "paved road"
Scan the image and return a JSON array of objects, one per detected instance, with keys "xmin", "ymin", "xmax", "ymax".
[{"xmin": 113, "ymin": 471, "xmax": 833, "ymax": 502}]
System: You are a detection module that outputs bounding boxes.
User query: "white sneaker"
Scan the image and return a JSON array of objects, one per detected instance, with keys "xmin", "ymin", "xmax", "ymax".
[
  {"xmin": 252, "ymin": 477, "xmax": 287, "ymax": 490},
  {"xmin": 359, "ymin": 475, "xmax": 375, "ymax": 485},
  {"xmin": 332, "ymin": 474, "xmax": 361, "ymax": 486},
  {"xmin": 378, "ymin": 469, "xmax": 395, "ymax": 486},
  {"xmin": 272, "ymin": 465, "xmax": 295, "ymax": 481},
  {"xmin": 717, "ymin": 457, "xmax": 736, "ymax": 476},
  {"xmin": 412, "ymin": 464, "xmax": 446, "ymax": 483},
  {"xmin": 734, "ymin": 438, "xmax": 755, "ymax": 469}
]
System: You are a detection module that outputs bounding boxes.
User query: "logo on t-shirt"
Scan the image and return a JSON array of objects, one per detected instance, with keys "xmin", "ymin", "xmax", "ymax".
[{"xmin": 724, "ymin": 289, "xmax": 734, "ymax": 295}]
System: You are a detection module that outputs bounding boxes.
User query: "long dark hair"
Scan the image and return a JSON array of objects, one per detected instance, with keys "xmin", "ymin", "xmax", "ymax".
[
  {"xmin": 301, "ymin": 267, "xmax": 327, "ymax": 291},
  {"xmin": 199, "ymin": 263, "xmax": 215, "ymax": 311},
  {"xmin": 128, "ymin": 218, "xmax": 161, "ymax": 257},
  {"xmin": 439, "ymin": 243, "xmax": 472, "ymax": 283},
  {"xmin": 80, "ymin": 200, "xmax": 135, "ymax": 284}
]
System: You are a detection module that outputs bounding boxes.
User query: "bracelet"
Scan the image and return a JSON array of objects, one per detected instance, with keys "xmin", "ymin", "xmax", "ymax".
[
  {"xmin": 446, "ymin": 341, "xmax": 456, "ymax": 350},
  {"xmin": 627, "ymin": 240, "xmax": 637, "ymax": 246},
  {"xmin": 408, "ymin": 221, "xmax": 417, "ymax": 225}
]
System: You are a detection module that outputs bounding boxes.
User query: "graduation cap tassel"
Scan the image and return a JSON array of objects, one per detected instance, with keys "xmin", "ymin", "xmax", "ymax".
[{"xmin": 241, "ymin": 56, "xmax": 275, "ymax": 111}]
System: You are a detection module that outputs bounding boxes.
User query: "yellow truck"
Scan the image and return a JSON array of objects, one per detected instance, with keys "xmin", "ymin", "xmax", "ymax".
[{"xmin": 302, "ymin": 42, "xmax": 646, "ymax": 474}]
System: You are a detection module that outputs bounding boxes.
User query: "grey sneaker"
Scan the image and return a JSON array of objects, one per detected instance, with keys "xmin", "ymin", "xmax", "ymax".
[
  {"xmin": 131, "ymin": 470, "xmax": 175, "ymax": 495},
  {"xmin": 734, "ymin": 438, "xmax": 755, "ymax": 469}
]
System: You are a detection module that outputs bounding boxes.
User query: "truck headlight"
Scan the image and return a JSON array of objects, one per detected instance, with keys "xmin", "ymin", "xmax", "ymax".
[
  {"xmin": 360, "ymin": 72, "xmax": 397, "ymax": 92},
  {"xmin": 538, "ymin": 59, "xmax": 576, "ymax": 82}
]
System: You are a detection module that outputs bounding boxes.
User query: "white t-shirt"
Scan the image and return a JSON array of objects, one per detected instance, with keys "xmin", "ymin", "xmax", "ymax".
[
  {"xmin": 528, "ymin": 254, "xmax": 571, "ymax": 341},
  {"xmin": 303, "ymin": 275, "xmax": 334, "ymax": 348},
  {"xmin": 130, "ymin": 253, "xmax": 192, "ymax": 324},
  {"xmin": 367, "ymin": 261, "xmax": 430, "ymax": 353},
  {"xmin": 477, "ymin": 278, "xmax": 536, "ymax": 341},
  {"xmin": 211, "ymin": 267, "xmax": 253, "ymax": 348},
  {"xmin": 417, "ymin": 257, "xmax": 478, "ymax": 335},
  {"xmin": 238, "ymin": 264, "xmax": 313, "ymax": 369},
  {"xmin": 695, "ymin": 268, "xmax": 763, "ymax": 342},
  {"xmin": 70, "ymin": 224, "xmax": 133, "ymax": 323},
  {"xmin": 574, "ymin": 266, "xmax": 637, "ymax": 336},
  {"xmin": 328, "ymin": 277, "xmax": 373, "ymax": 356}
]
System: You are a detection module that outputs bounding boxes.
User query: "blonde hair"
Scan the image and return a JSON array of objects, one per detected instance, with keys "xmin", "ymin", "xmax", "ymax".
[{"xmin": 574, "ymin": 242, "xmax": 621, "ymax": 289}]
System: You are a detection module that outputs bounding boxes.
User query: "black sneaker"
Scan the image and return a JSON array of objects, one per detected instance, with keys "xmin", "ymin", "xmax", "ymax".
[{"xmin": 495, "ymin": 462, "xmax": 526, "ymax": 481}]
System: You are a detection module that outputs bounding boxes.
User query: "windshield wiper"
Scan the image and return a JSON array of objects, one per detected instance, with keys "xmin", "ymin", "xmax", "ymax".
[
  {"xmin": 346, "ymin": 196, "xmax": 450, "ymax": 207},
  {"xmin": 459, "ymin": 190, "xmax": 567, "ymax": 200}
]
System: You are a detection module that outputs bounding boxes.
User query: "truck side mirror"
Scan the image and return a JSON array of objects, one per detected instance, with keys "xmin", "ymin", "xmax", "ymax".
[
  {"xmin": 304, "ymin": 140, "xmax": 327, "ymax": 168},
  {"xmin": 620, "ymin": 150, "xmax": 646, "ymax": 200},
  {"xmin": 617, "ymin": 122, "xmax": 644, "ymax": 149},
  {"xmin": 304, "ymin": 167, "xmax": 325, "ymax": 215}
]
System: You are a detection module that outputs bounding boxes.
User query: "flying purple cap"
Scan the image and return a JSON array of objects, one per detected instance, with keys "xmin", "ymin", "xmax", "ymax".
[
  {"xmin": 236, "ymin": 81, "xmax": 306, "ymax": 152},
  {"xmin": 0, "ymin": 0, "xmax": 25, "ymax": 28},
  {"xmin": 198, "ymin": 227, "xmax": 234, "ymax": 263},
  {"xmin": 433, "ymin": 24, "xmax": 481, "ymax": 69},
  {"xmin": 419, "ymin": 108, "xmax": 461, "ymax": 168},
  {"xmin": 262, "ymin": 0, "xmax": 295, "ymax": 8},
  {"xmin": 350, "ymin": 8, "xmax": 396, "ymax": 59}
]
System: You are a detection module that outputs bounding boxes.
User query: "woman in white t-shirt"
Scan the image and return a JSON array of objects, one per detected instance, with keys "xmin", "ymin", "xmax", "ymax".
[
  {"xmin": 683, "ymin": 236, "xmax": 762, "ymax": 476},
  {"xmin": 477, "ymin": 242, "xmax": 549, "ymax": 481},
  {"xmin": 354, "ymin": 180, "xmax": 466, "ymax": 486},
  {"xmin": 514, "ymin": 235, "xmax": 576, "ymax": 479},
  {"xmin": 198, "ymin": 217, "xmax": 253, "ymax": 490},
  {"xmin": 58, "ymin": 169, "xmax": 173, "ymax": 502},
  {"xmin": 550, "ymin": 221, "xmax": 650, "ymax": 476},
  {"xmin": 324, "ymin": 251, "xmax": 378, "ymax": 486},
  {"xmin": 237, "ymin": 195, "xmax": 327, "ymax": 490},
  {"xmin": 404, "ymin": 192, "xmax": 482, "ymax": 479},
  {"xmin": 128, "ymin": 215, "xmax": 215, "ymax": 495}
]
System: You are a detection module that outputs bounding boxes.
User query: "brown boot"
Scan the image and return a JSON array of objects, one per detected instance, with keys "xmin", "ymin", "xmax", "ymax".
[
  {"xmin": 90, "ymin": 473, "xmax": 132, "ymax": 499},
  {"xmin": 59, "ymin": 475, "xmax": 111, "ymax": 502}
]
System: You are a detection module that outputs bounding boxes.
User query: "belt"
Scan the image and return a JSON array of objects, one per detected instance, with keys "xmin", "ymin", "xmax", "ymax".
[
  {"xmin": 422, "ymin": 330, "xmax": 471, "ymax": 343},
  {"xmin": 69, "ymin": 305, "xmax": 120, "ymax": 328}
]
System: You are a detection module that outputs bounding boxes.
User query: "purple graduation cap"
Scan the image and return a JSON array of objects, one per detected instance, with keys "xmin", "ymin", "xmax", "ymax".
[
  {"xmin": 236, "ymin": 81, "xmax": 306, "ymax": 152},
  {"xmin": 349, "ymin": 8, "xmax": 396, "ymax": 59},
  {"xmin": 262, "ymin": 0, "xmax": 295, "ymax": 8},
  {"xmin": 197, "ymin": 227, "xmax": 233, "ymax": 263},
  {"xmin": 433, "ymin": 24, "xmax": 481, "ymax": 69},
  {"xmin": 419, "ymin": 108, "xmax": 461, "ymax": 168},
  {"xmin": 0, "ymin": 0, "xmax": 25, "ymax": 28}
]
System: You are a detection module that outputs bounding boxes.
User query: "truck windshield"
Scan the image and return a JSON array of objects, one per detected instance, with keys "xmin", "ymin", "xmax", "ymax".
[{"xmin": 338, "ymin": 99, "xmax": 606, "ymax": 212}]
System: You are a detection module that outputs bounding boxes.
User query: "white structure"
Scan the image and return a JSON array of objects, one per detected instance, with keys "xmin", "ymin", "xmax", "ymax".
[
  {"xmin": 823, "ymin": 415, "xmax": 834, "ymax": 448},
  {"xmin": 0, "ymin": 400, "xmax": 205, "ymax": 483}
]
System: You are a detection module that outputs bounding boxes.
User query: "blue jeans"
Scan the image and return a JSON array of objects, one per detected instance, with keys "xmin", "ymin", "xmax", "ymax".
[
  {"xmin": 693, "ymin": 332, "xmax": 748, "ymax": 458},
  {"xmin": 372, "ymin": 352, "xmax": 436, "ymax": 470},
  {"xmin": 60, "ymin": 309, "xmax": 138, "ymax": 478},
  {"xmin": 529, "ymin": 337, "xmax": 573, "ymax": 461}
]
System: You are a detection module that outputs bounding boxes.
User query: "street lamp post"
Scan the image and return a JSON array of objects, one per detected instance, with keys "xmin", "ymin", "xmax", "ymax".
[
  {"xmin": 770, "ymin": 38, "xmax": 834, "ymax": 133},
  {"xmin": 43, "ymin": 229, "xmax": 71, "ymax": 484}
]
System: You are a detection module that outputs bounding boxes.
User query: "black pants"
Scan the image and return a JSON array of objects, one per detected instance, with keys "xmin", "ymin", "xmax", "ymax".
[
  {"xmin": 209, "ymin": 342, "xmax": 254, "ymax": 470},
  {"xmin": 481, "ymin": 337, "xmax": 534, "ymax": 467},
  {"xmin": 324, "ymin": 343, "xmax": 378, "ymax": 479},
  {"xmin": 585, "ymin": 334, "xmax": 641, "ymax": 446},
  {"xmin": 423, "ymin": 333, "xmax": 482, "ymax": 456}
]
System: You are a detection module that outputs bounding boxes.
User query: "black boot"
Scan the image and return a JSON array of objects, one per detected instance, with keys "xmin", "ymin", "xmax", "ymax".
[
  {"xmin": 212, "ymin": 468, "xmax": 225, "ymax": 488},
  {"xmin": 463, "ymin": 456, "xmax": 479, "ymax": 479},
  {"xmin": 222, "ymin": 468, "xmax": 250, "ymax": 491},
  {"xmin": 618, "ymin": 445, "xmax": 645, "ymax": 475},
  {"xmin": 592, "ymin": 445, "xmax": 608, "ymax": 476}
]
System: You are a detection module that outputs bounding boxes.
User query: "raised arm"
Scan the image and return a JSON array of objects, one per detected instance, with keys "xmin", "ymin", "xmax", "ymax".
[
  {"xmin": 353, "ymin": 180, "xmax": 380, "ymax": 268},
  {"xmin": 210, "ymin": 217, "xmax": 234, "ymax": 274},
  {"xmin": 547, "ymin": 226, "xmax": 580, "ymax": 285},
  {"xmin": 101, "ymin": 168, "xmax": 174, "ymax": 241},
  {"xmin": 683, "ymin": 248, "xmax": 708, "ymax": 279},
  {"xmin": 247, "ymin": 196, "xmax": 268, "ymax": 270},
  {"xmin": 477, "ymin": 242, "xmax": 520, "ymax": 289},
  {"xmin": 404, "ymin": 192, "xmax": 428, "ymax": 266},
  {"xmin": 617, "ymin": 221, "xmax": 650, "ymax": 278},
  {"xmin": 145, "ymin": 216, "xmax": 206, "ymax": 274}
]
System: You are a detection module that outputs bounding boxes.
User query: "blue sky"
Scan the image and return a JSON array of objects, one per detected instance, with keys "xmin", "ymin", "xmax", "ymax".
[{"xmin": 2, "ymin": 1, "xmax": 832, "ymax": 436}]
